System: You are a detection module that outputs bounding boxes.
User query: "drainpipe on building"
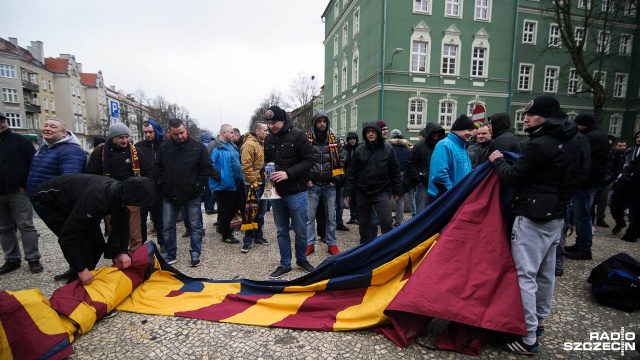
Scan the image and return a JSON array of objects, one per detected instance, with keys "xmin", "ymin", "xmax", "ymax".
[
  {"xmin": 507, "ymin": 0, "xmax": 521, "ymax": 115},
  {"xmin": 380, "ymin": 0, "xmax": 388, "ymax": 121}
]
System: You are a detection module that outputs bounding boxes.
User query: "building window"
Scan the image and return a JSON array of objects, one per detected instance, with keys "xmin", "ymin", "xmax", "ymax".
[
  {"xmin": 438, "ymin": 99, "xmax": 456, "ymax": 129},
  {"xmin": 353, "ymin": 7, "xmax": 360, "ymax": 36},
  {"xmin": 334, "ymin": 36, "xmax": 338, "ymax": 58},
  {"xmin": 445, "ymin": 0, "xmax": 462, "ymax": 18},
  {"xmin": 6, "ymin": 113, "xmax": 21, "ymax": 128},
  {"xmin": 602, "ymin": 0, "xmax": 613, "ymax": 12},
  {"xmin": 523, "ymin": 21, "xmax": 537, "ymax": 45},
  {"xmin": 620, "ymin": 34, "xmax": 632, "ymax": 55},
  {"xmin": 340, "ymin": 108, "xmax": 347, "ymax": 135},
  {"xmin": 625, "ymin": 0, "xmax": 637, "ymax": 16},
  {"xmin": 578, "ymin": 0, "xmax": 591, "ymax": 9},
  {"xmin": 549, "ymin": 24, "xmax": 561, "ymax": 47},
  {"xmin": 411, "ymin": 41, "xmax": 428, "ymax": 73},
  {"xmin": 575, "ymin": 27, "xmax": 584, "ymax": 47},
  {"xmin": 41, "ymin": 77, "xmax": 46, "ymax": 89},
  {"xmin": 414, "ymin": 0, "xmax": 430, "ymax": 13},
  {"xmin": 441, "ymin": 44, "xmax": 458, "ymax": 75},
  {"xmin": 597, "ymin": 31, "xmax": 611, "ymax": 53},
  {"xmin": 544, "ymin": 66, "xmax": 559, "ymax": 93},
  {"xmin": 518, "ymin": 64, "xmax": 533, "ymax": 91},
  {"xmin": 0, "ymin": 64, "xmax": 16, "ymax": 79},
  {"xmin": 408, "ymin": 98, "xmax": 426, "ymax": 129},
  {"xmin": 334, "ymin": 1, "xmax": 339, "ymax": 20},
  {"xmin": 50, "ymin": 99, "xmax": 55, "ymax": 111},
  {"xmin": 475, "ymin": 0, "xmax": 491, "ymax": 21},
  {"xmin": 609, "ymin": 115, "xmax": 622, "ymax": 137},
  {"xmin": 342, "ymin": 58, "xmax": 348, "ymax": 92},
  {"xmin": 594, "ymin": 71, "xmax": 607, "ymax": 90},
  {"xmin": 43, "ymin": 97, "xmax": 48, "ymax": 110},
  {"xmin": 48, "ymin": 80, "xmax": 53, "ymax": 91},
  {"xmin": 471, "ymin": 47, "xmax": 486, "ymax": 77},
  {"xmin": 342, "ymin": 23, "xmax": 348, "ymax": 48},
  {"xmin": 22, "ymin": 70, "xmax": 28, "ymax": 81},
  {"xmin": 515, "ymin": 111, "xmax": 526, "ymax": 134},
  {"xmin": 352, "ymin": 48, "xmax": 359, "ymax": 85},
  {"xmin": 350, "ymin": 104, "xmax": 357, "ymax": 132},
  {"xmin": 613, "ymin": 73, "xmax": 628, "ymax": 98},
  {"xmin": 467, "ymin": 100, "xmax": 486, "ymax": 117},
  {"xmin": 1, "ymin": 88, "xmax": 18, "ymax": 103},
  {"xmin": 568, "ymin": 69, "xmax": 582, "ymax": 94}
]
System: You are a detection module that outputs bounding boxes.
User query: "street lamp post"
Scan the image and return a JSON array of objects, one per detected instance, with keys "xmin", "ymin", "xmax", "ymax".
[{"xmin": 380, "ymin": 47, "xmax": 403, "ymax": 121}]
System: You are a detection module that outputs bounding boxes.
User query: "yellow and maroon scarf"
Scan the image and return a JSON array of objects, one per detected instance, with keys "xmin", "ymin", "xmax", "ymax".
[{"xmin": 241, "ymin": 183, "xmax": 259, "ymax": 231}]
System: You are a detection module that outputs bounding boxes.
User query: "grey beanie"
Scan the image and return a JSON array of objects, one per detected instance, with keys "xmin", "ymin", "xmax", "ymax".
[{"xmin": 109, "ymin": 122, "xmax": 130, "ymax": 139}]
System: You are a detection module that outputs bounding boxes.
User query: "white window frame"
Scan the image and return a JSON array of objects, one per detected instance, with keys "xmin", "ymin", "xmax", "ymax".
[
  {"xmin": 522, "ymin": 20, "xmax": 537, "ymax": 45},
  {"xmin": 334, "ymin": 36, "xmax": 338, "ymax": 58},
  {"xmin": 438, "ymin": 98, "xmax": 457, "ymax": 129},
  {"xmin": 602, "ymin": 0, "xmax": 613, "ymax": 13},
  {"xmin": 341, "ymin": 57, "xmax": 348, "ymax": 92},
  {"xmin": 0, "ymin": 64, "xmax": 16, "ymax": 79},
  {"xmin": 467, "ymin": 100, "xmax": 486, "ymax": 117},
  {"xmin": 567, "ymin": 69, "xmax": 583, "ymax": 94},
  {"xmin": 578, "ymin": 0, "xmax": 591, "ymax": 9},
  {"xmin": 625, "ymin": 0, "xmax": 637, "ymax": 16},
  {"xmin": 2, "ymin": 88, "xmax": 19, "ymax": 103},
  {"xmin": 474, "ymin": 0, "xmax": 491, "ymax": 21},
  {"xmin": 613, "ymin": 73, "xmax": 628, "ymax": 98},
  {"xmin": 575, "ymin": 27, "xmax": 585, "ymax": 47},
  {"xmin": 471, "ymin": 47, "xmax": 487, "ymax": 78},
  {"xmin": 414, "ymin": 0, "xmax": 431, "ymax": 14},
  {"xmin": 410, "ymin": 22, "xmax": 432, "ymax": 74},
  {"xmin": 352, "ymin": 46, "xmax": 359, "ymax": 85},
  {"xmin": 50, "ymin": 99, "xmax": 55, "ymax": 111},
  {"xmin": 350, "ymin": 103, "xmax": 357, "ymax": 132},
  {"xmin": 340, "ymin": 108, "xmax": 347, "ymax": 135},
  {"xmin": 544, "ymin": 66, "xmax": 559, "ymax": 93},
  {"xmin": 593, "ymin": 71, "xmax": 607, "ymax": 90},
  {"xmin": 619, "ymin": 33, "xmax": 632, "ymax": 55},
  {"xmin": 334, "ymin": 1, "xmax": 339, "ymax": 20},
  {"xmin": 408, "ymin": 97, "xmax": 427, "ymax": 129},
  {"xmin": 22, "ymin": 70, "xmax": 28, "ymax": 82},
  {"xmin": 333, "ymin": 64, "xmax": 339, "ymax": 96},
  {"xmin": 441, "ymin": 44, "xmax": 459, "ymax": 75},
  {"xmin": 353, "ymin": 7, "xmax": 360, "ymax": 37},
  {"xmin": 470, "ymin": 29, "xmax": 490, "ymax": 78},
  {"xmin": 43, "ymin": 97, "xmax": 48, "ymax": 110},
  {"xmin": 518, "ymin": 64, "xmax": 534, "ymax": 91},
  {"xmin": 549, "ymin": 23, "xmax": 562, "ymax": 47},
  {"xmin": 48, "ymin": 80, "xmax": 53, "ymax": 91},
  {"xmin": 411, "ymin": 40, "xmax": 429, "ymax": 73},
  {"xmin": 597, "ymin": 31, "xmax": 611, "ymax": 53},
  {"xmin": 6, "ymin": 113, "xmax": 21, "ymax": 128},
  {"xmin": 445, "ymin": 0, "xmax": 462, "ymax": 18},
  {"xmin": 609, "ymin": 115, "xmax": 622, "ymax": 137},
  {"xmin": 41, "ymin": 77, "xmax": 46, "ymax": 89},
  {"xmin": 342, "ymin": 22, "xmax": 348, "ymax": 48},
  {"xmin": 515, "ymin": 111, "xmax": 526, "ymax": 134},
  {"xmin": 441, "ymin": 25, "xmax": 461, "ymax": 76}
]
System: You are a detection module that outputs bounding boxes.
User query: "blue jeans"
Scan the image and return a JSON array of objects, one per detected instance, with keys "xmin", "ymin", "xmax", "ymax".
[
  {"xmin": 415, "ymin": 183, "xmax": 429, "ymax": 213},
  {"xmin": 163, "ymin": 197, "xmax": 203, "ymax": 257},
  {"xmin": 0, "ymin": 192, "xmax": 39, "ymax": 262},
  {"xmin": 335, "ymin": 185, "xmax": 345, "ymax": 225},
  {"xmin": 571, "ymin": 188, "xmax": 597, "ymax": 251},
  {"xmin": 243, "ymin": 184, "xmax": 267, "ymax": 245},
  {"xmin": 406, "ymin": 187, "xmax": 417, "ymax": 216},
  {"xmin": 271, "ymin": 192, "xmax": 308, "ymax": 268},
  {"xmin": 306, "ymin": 183, "xmax": 337, "ymax": 246}
]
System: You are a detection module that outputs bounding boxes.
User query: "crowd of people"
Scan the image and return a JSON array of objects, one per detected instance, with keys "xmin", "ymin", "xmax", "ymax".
[{"xmin": 0, "ymin": 93, "xmax": 638, "ymax": 355}]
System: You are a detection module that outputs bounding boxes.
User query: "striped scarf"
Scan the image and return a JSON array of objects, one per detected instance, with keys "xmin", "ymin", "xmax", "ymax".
[
  {"xmin": 240, "ymin": 183, "xmax": 259, "ymax": 231},
  {"xmin": 101, "ymin": 143, "xmax": 141, "ymax": 177},
  {"xmin": 307, "ymin": 130, "xmax": 344, "ymax": 178}
]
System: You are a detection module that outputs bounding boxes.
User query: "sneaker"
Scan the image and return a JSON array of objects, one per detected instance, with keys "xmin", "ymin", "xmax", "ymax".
[
  {"xmin": 190, "ymin": 252, "xmax": 201, "ymax": 267},
  {"xmin": 164, "ymin": 254, "xmax": 177, "ymax": 265},
  {"xmin": 306, "ymin": 245, "xmax": 315, "ymax": 255},
  {"xmin": 328, "ymin": 245, "xmax": 340, "ymax": 255},
  {"xmin": 102, "ymin": 309, "xmax": 118, "ymax": 319},
  {"xmin": 555, "ymin": 268, "xmax": 564, "ymax": 277},
  {"xmin": 296, "ymin": 260, "xmax": 315, "ymax": 273},
  {"xmin": 336, "ymin": 224, "xmax": 350, "ymax": 231},
  {"xmin": 621, "ymin": 236, "xmax": 638, "ymax": 242},
  {"xmin": 28, "ymin": 260, "xmax": 43, "ymax": 274},
  {"xmin": 565, "ymin": 249, "xmax": 593, "ymax": 260},
  {"xmin": 498, "ymin": 337, "xmax": 539, "ymax": 355},
  {"xmin": 536, "ymin": 326, "xmax": 545, "ymax": 337},
  {"xmin": 612, "ymin": 220, "xmax": 627, "ymax": 234},
  {"xmin": 253, "ymin": 238, "xmax": 270, "ymax": 245},
  {"xmin": 269, "ymin": 266, "xmax": 291, "ymax": 279},
  {"xmin": 53, "ymin": 268, "xmax": 72, "ymax": 281},
  {"xmin": 241, "ymin": 243, "xmax": 251, "ymax": 253},
  {"xmin": 346, "ymin": 219, "xmax": 357, "ymax": 224},
  {"xmin": 595, "ymin": 218, "xmax": 610, "ymax": 228},
  {"xmin": 564, "ymin": 243, "xmax": 579, "ymax": 252},
  {"xmin": 181, "ymin": 230, "xmax": 191, "ymax": 238},
  {"xmin": 222, "ymin": 235, "xmax": 239, "ymax": 244},
  {"xmin": 0, "ymin": 261, "xmax": 20, "ymax": 275}
]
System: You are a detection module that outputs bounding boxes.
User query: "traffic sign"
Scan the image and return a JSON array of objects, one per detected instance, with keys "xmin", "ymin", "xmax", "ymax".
[
  {"xmin": 472, "ymin": 104, "xmax": 486, "ymax": 124},
  {"xmin": 110, "ymin": 101, "xmax": 119, "ymax": 118}
]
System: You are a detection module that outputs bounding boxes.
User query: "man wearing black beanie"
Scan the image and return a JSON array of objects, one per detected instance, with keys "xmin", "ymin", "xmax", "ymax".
[{"xmin": 427, "ymin": 114, "xmax": 474, "ymax": 202}]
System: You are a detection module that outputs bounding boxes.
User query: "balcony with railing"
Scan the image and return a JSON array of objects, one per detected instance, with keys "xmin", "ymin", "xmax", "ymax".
[
  {"xmin": 25, "ymin": 103, "xmax": 42, "ymax": 114},
  {"xmin": 22, "ymin": 81, "xmax": 40, "ymax": 93}
]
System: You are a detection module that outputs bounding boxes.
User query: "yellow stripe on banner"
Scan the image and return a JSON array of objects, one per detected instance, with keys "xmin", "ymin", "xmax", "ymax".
[
  {"xmin": 85, "ymin": 267, "xmax": 133, "ymax": 312},
  {"xmin": 118, "ymin": 270, "xmax": 242, "ymax": 315},
  {"xmin": 334, "ymin": 234, "xmax": 438, "ymax": 330},
  {"xmin": 222, "ymin": 291, "xmax": 317, "ymax": 325}
]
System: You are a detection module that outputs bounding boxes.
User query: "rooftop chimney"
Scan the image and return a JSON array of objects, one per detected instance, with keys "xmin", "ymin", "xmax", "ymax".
[
  {"xmin": 29, "ymin": 41, "xmax": 44, "ymax": 64},
  {"xmin": 77, "ymin": 63, "xmax": 83, "ymax": 73},
  {"xmin": 8, "ymin": 37, "xmax": 18, "ymax": 47}
]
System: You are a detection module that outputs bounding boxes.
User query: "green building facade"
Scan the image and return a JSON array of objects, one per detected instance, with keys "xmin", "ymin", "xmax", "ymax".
[{"xmin": 321, "ymin": 0, "xmax": 640, "ymax": 141}]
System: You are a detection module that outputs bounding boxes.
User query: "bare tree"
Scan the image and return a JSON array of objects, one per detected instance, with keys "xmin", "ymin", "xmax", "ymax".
[
  {"xmin": 288, "ymin": 72, "xmax": 320, "ymax": 109},
  {"xmin": 542, "ymin": 0, "xmax": 636, "ymax": 121}
]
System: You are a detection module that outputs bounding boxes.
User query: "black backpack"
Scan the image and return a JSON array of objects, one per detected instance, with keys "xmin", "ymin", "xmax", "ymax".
[{"xmin": 587, "ymin": 253, "xmax": 640, "ymax": 312}]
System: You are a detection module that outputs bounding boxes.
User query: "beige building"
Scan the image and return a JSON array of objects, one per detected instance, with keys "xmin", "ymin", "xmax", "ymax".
[
  {"xmin": 0, "ymin": 37, "xmax": 55, "ymax": 146},
  {"xmin": 44, "ymin": 54, "xmax": 89, "ymax": 150},
  {"xmin": 81, "ymin": 70, "xmax": 109, "ymax": 140}
]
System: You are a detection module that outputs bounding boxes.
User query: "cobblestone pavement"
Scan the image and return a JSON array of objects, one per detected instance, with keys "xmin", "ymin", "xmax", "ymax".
[{"xmin": 2, "ymin": 209, "xmax": 640, "ymax": 359}]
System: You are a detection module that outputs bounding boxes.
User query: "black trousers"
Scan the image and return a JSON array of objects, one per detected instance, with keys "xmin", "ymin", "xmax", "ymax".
[
  {"xmin": 140, "ymin": 193, "xmax": 164, "ymax": 245},
  {"xmin": 215, "ymin": 188, "xmax": 245, "ymax": 237},
  {"xmin": 610, "ymin": 181, "xmax": 630, "ymax": 224}
]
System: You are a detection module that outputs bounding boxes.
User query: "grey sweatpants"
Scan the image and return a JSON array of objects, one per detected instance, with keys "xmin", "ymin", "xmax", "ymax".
[
  {"xmin": 0, "ymin": 192, "xmax": 40, "ymax": 262},
  {"xmin": 511, "ymin": 216, "xmax": 563, "ymax": 339}
]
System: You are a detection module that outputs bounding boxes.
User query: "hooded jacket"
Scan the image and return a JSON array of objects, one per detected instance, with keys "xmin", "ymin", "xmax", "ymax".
[
  {"xmin": 428, "ymin": 131, "xmax": 473, "ymax": 198},
  {"xmin": 579, "ymin": 123, "xmax": 610, "ymax": 189},
  {"xmin": 407, "ymin": 123, "xmax": 445, "ymax": 186},
  {"xmin": 134, "ymin": 120, "xmax": 164, "ymax": 173},
  {"xmin": 263, "ymin": 117, "xmax": 314, "ymax": 196},
  {"xmin": 0, "ymin": 129, "xmax": 35, "ymax": 195},
  {"xmin": 488, "ymin": 112, "xmax": 521, "ymax": 154},
  {"xmin": 493, "ymin": 114, "xmax": 591, "ymax": 219},
  {"xmin": 241, "ymin": 132, "xmax": 265, "ymax": 185},
  {"xmin": 307, "ymin": 110, "xmax": 346, "ymax": 184},
  {"xmin": 209, "ymin": 138, "xmax": 242, "ymax": 192},
  {"xmin": 200, "ymin": 132, "xmax": 212, "ymax": 148},
  {"xmin": 27, "ymin": 131, "xmax": 86, "ymax": 198},
  {"xmin": 343, "ymin": 131, "xmax": 359, "ymax": 170},
  {"xmin": 344, "ymin": 121, "xmax": 402, "ymax": 197}
]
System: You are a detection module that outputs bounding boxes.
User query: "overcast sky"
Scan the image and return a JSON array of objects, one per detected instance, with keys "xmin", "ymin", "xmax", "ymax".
[{"xmin": 4, "ymin": 1, "xmax": 327, "ymax": 133}]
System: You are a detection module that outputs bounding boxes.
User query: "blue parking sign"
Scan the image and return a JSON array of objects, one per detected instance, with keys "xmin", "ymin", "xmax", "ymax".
[{"xmin": 110, "ymin": 101, "xmax": 119, "ymax": 118}]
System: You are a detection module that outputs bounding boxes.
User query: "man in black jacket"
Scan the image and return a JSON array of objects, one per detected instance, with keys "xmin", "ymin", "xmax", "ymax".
[
  {"xmin": 343, "ymin": 132, "xmax": 360, "ymax": 224},
  {"xmin": 33, "ymin": 174, "xmax": 156, "ymax": 285},
  {"xmin": 407, "ymin": 123, "xmax": 445, "ymax": 213},
  {"xmin": 344, "ymin": 121, "xmax": 402, "ymax": 244},
  {"xmin": 489, "ymin": 95, "xmax": 589, "ymax": 355},
  {"xmin": 263, "ymin": 105, "xmax": 315, "ymax": 279},
  {"xmin": 154, "ymin": 118, "xmax": 216, "ymax": 267},
  {"xmin": 0, "ymin": 114, "xmax": 40, "ymax": 275},
  {"xmin": 487, "ymin": 112, "xmax": 521, "ymax": 154},
  {"xmin": 565, "ymin": 113, "xmax": 610, "ymax": 260}
]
